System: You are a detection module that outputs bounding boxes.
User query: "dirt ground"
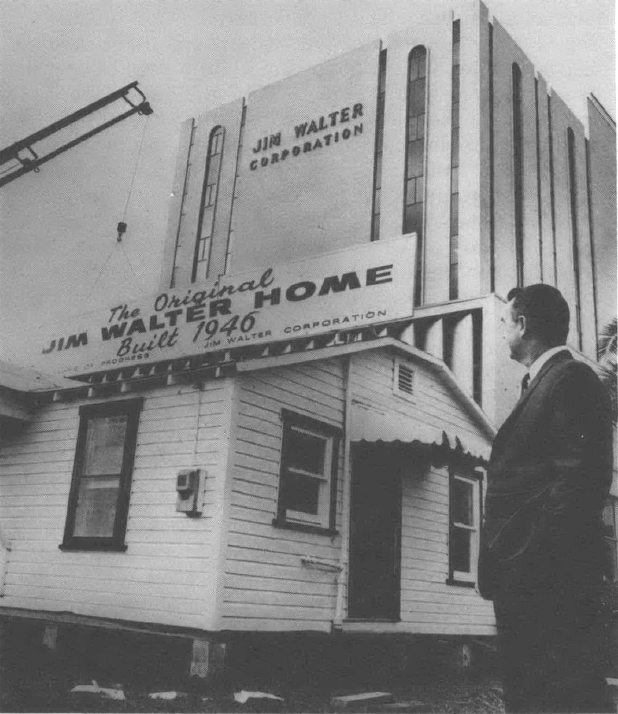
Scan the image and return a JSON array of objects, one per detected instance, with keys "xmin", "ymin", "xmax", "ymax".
[{"xmin": 1, "ymin": 665, "xmax": 505, "ymax": 713}]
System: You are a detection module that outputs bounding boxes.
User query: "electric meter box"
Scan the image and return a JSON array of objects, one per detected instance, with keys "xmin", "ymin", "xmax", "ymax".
[{"xmin": 175, "ymin": 469, "xmax": 205, "ymax": 516}]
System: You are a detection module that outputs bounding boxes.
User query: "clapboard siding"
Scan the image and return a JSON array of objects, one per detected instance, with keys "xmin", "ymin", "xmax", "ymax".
[
  {"xmin": 348, "ymin": 350, "xmax": 495, "ymax": 635},
  {"xmin": 352, "ymin": 349, "xmax": 488, "ymax": 451},
  {"xmin": 222, "ymin": 359, "xmax": 345, "ymax": 631},
  {"xmin": 0, "ymin": 379, "xmax": 234, "ymax": 630}
]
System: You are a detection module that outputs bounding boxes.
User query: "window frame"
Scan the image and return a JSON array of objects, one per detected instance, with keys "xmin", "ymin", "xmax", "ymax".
[
  {"xmin": 192, "ymin": 125, "xmax": 225, "ymax": 283},
  {"xmin": 60, "ymin": 398, "xmax": 143, "ymax": 552},
  {"xmin": 273, "ymin": 409, "xmax": 340, "ymax": 535},
  {"xmin": 447, "ymin": 467, "xmax": 483, "ymax": 587}
]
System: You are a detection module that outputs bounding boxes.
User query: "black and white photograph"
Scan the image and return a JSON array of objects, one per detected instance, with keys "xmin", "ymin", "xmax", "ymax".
[{"xmin": 0, "ymin": 0, "xmax": 615, "ymax": 711}]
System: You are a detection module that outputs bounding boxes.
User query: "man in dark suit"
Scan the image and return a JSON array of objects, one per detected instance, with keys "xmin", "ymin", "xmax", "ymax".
[{"xmin": 478, "ymin": 284, "xmax": 613, "ymax": 713}]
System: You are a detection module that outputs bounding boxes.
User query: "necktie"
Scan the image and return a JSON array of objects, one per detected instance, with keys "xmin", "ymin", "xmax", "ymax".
[{"xmin": 520, "ymin": 373, "xmax": 530, "ymax": 396}]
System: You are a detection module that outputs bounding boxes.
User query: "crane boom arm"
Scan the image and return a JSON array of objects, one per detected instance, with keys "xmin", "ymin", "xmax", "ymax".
[{"xmin": 0, "ymin": 81, "xmax": 153, "ymax": 188}]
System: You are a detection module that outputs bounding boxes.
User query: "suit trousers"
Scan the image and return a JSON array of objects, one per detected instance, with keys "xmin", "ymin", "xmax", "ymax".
[{"xmin": 493, "ymin": 585, "xmax": 611, "ymax": 713}]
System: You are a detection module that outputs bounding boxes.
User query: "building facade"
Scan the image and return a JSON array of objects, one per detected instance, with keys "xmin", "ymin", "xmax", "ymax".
[
  {"xmin": 160, "ymin": 0, "xmax": 615, "ymax": 426},
  {"xmin": 0, "ymin": 0, "xmax": 615, "ymax": 683}
]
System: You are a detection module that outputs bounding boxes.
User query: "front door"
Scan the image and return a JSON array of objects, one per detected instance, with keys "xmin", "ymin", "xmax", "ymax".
[{"xmin": 348, "ymin": 444, "xmax": 401, "ymax": 620}]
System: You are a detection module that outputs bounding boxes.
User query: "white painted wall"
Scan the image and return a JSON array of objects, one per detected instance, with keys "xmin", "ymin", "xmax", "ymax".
[
  {"xmin": 347, "ymin": 348, "xmax": 495, "ymax": 636},
  {"xmin": 0, "ymin": 380, "xmax": 235, "ymax": 630},
  {"xmin": 221, "ymin": 358, "xmax": 345, "ymax": 632}
]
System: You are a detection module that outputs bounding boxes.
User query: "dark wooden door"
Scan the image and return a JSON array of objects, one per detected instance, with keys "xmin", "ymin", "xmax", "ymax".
[{"xmin": 348, "ymin": 444, "xmax": 402, "ymax": 620}]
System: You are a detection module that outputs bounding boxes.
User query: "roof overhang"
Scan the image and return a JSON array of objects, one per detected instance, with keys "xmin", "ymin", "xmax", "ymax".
[
  {"xmin": 0, "ymin": 361, "xmax": 84, "ymax": 423},
  {"xmin": 2, "ymin": 332, "xmax": 496, "ymax": 445}
]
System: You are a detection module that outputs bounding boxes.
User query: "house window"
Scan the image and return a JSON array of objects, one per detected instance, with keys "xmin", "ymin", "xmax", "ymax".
[
  {"xmin": 603, "ymin": 496, "xmax": 618, "ymax": 582},
  {"xmin": 448, "ymin": 469, "xmax": 482, "ymax": 585},
  {"xmin": 61, "ymin": 399, "xmax": 142, "ymax": 551},
  {"xmin": 274, "ymin": 410, "xmax": 340, "ymax": 533}
]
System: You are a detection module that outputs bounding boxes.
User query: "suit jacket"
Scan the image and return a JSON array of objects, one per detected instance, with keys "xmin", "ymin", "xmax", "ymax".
[{"xmin": 478, "ymin": 351, "xmax": 613, "ymax": 601}]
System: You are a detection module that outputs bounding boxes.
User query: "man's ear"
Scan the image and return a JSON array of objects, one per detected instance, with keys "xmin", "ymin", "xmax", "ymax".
[{"xmin": 517, "ymin": 314, "xmax": 527, "ymax": 336}]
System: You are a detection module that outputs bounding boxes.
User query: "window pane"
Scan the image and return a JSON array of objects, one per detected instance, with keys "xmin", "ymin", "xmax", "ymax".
[
  {"xmin": 373, "ymin": 187, "xmax": 381, "ymax": 213},
  {"xmin": 199, "ymin": 237, "xmax": 210, "ymax": 261},
  {"xmin": 84, "ymin": 416, "xmax": 127, "ymax": 476},
  {"xmin": 73, "ymin": 475, "xmax": 120, "ymax": 537},
  {"xmin": 451, "ymin": 526, "xmax": 471, "ymax": 572},
  {"xmin": 451, "ymin": 167, "xmax": 459, "ymax": 195},
  {"xmin": 211, "ymin": 129, "xmax": 224, "ymax": 155},
  {"xmin": 418, "ymin": 55, "xmax": 427, "ymax": 79},
  {"xmin": 407, "ymin": 140, "xmax": 424, "ymax": 179},
  {"xmin": 409, "ymin": 78, "xmax": 426, "ymax": 117},
  {"xmin": 452, "ymin": 65, "xmax": 460, "ymax": 102},
  {"xmin": 375, "ymin": 154, "xmax": 382, "ymax": 189},
  {"xmin": 288, "ymin": 428, "xmax": 326, "ymax": 475},
  {"xmin": 408, "ymin": 117, "xmax": 418, "ymax": 142},
  {"xmin": 450, "ymin": 234, "xmax": 459, "ymax": 266},
  {"xmin": 452, "ymin": 101, "xmax": 459, "ymax": 130},
  {"xmin": 283, "ymin": 473, "xmax": 320, "ymax": 515},
  {"xmin": 409, "ymin": 58, "xmax": 419, "ymax": 82},
  {"xmin": 208, "ymin": 153, "xmax": 221, "ymax": 178},
  {"xmin": 451, "ymin": 128, "xmax": 460, "ymax": 168},
  {"xmin": 417, "ymin": 114, "xmax": 425, "ymax": 139},
  {"xmin": 416, "ymin": 176, "xmax": 424, "ymax": 203},
  {"xmin": 453, "ymin": 478, "xmax": 473, "ymax": 525},
  {"xmin": 371, "ymin": 213, "xmax": 380, "ymax": 241},
  {"xmin": 452, "ymin": 42, "xmax": 460, "ymax": 67},
  {"xmin": 450, "ymin": 195, "xmax": 459, "ymax": 236},
  {"xmin": 405, "ymin": 179, "xmax": 416, "ymax": 206},
  {"xmin": 404, "ymin": 202, "xmax": 423, "ymax": 236}
]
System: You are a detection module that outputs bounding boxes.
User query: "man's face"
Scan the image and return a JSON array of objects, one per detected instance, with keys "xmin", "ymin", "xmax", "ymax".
[{"xmin": 502, "ymin": 301, "xmax": 525, "ymax": 362}]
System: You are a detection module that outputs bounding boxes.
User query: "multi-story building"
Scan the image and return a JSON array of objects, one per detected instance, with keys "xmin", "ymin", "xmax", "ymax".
[{"xmin": 0, "ymin": 0, "xmax": 615, "ymax": 682}]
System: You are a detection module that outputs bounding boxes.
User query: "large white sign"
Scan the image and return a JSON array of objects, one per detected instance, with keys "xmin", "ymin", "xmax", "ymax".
[
  {"xmin": 231, "ymin": 41, "xmax": 380, "ymax": 272},
  {"xmin": 21, "ymin": 237, "xmax": 416, "ymax": 377}
]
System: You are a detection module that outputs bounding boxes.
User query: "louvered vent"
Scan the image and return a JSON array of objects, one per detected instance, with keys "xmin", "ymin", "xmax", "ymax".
[{"xmin": 397, "ymin": 362, "xmax": 414, "ymax": 395}]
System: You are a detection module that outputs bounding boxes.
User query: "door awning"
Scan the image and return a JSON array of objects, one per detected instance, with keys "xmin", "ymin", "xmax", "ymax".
[
  {"xmin": 353, "ymin": 434, "xmax": 487, "ymax": 469},
  {"xmin": 351, "ymin": 403, "xmax": 490, "ymax": 467}
]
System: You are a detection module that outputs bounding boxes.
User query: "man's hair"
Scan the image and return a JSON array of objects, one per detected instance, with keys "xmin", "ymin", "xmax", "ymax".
[{"xmin": 507, "ymin": 284, "xmax": 570, "ymax": 346}]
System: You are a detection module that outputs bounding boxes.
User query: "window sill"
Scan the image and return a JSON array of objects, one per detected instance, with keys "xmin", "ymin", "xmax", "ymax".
[
  {"xmin": 272, "ymin": 518, "xmax": 338, "ymax": 537},
  {"xmin": 59, "ymin": 543, "xmax": 128, "ymax": 553},
  {"xmin": 446, "ymin": 577, "xmax": 475, "ymax": 588}
]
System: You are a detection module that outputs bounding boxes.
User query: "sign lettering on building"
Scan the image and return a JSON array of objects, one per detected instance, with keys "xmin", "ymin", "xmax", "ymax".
[
  {"xmin": 23, "ymin": 237, "xmax": 416, "ymax": 376},
  {"xmin": 248, "ymin": 103, "xmax": 364, "ymax": 172}
]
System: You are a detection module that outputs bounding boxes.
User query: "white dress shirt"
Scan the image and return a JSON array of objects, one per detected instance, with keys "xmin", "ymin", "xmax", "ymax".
[{"xmin": 527, "ymin": 345, "xmax": 571, "ymax": 384}]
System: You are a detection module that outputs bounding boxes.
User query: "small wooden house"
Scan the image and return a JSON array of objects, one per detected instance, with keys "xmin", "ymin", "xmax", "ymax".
[{"xmin": 0, "ymin": 327, "xmax": 495, "ymax": 679}]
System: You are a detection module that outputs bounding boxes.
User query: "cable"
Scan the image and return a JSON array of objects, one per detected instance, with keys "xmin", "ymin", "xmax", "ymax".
[
  {"xmin": 85, "ymin": 113, "xmax": 151, "ymax": 306},
  {"xmin": 119, "ymin": 241, "xmax": 148, "ymax": 292},
  {"xmin": 84, "ymin": 243, "xmax": 118, "ymax": 306},
  {"xmin": 122, "ymin": 114, "xmax": 150, "ymax": 222}
]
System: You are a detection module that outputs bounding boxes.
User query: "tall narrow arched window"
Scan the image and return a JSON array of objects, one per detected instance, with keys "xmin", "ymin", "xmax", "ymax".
[
  {"xmin": 512, "ymin": 63, "xmax": 524, "ymax": 286},
  {"xmin": 449, "ymin": 21, "xmax": 460, "ymax": 300},
  {"xmin": 192, "ymin": 125, "xmax": 225, "ymax": 283},
  {"xmin": 403, "ymin": 46, "xmax": 427, "ymax": 306},
  {"xmin": 371, "ymin": 50, "xmax": 387, "ymax": 241},
  {"xmin": 567, "ymin": 128, "xmax": 582, "ymax": 349}
]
